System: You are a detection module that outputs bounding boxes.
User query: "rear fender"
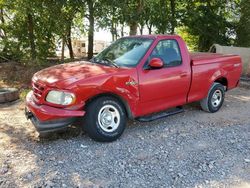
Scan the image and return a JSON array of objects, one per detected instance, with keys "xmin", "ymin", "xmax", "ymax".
[
  {"xmin": 188, "ymin": 67, "xmax": 228, "ymax": 103},
  {"xmin": 208, "ymin": 69, "xmax": 228, "ymax": 92}
]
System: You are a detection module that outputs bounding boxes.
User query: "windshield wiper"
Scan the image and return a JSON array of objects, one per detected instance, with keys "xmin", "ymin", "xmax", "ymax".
[
  {"xmin": 101, "ymin": 58, "xmax": 119, "ymax": 68},
  {"xmin": 90, "ymin": 57, "xmax": 99, "ymax": 64},
  {"xmin": 90, "ymin": 57, "xmax": 119, "ymax": 68}
]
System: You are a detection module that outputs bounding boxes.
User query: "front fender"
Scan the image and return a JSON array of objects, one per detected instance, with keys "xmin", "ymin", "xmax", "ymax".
[
  {"xmin": 73, "ymin": 68, "xmax": 140, "ymax": 118},
  {"xmin": 99, "ymin": 75, "xmax": 139, "ymax": 117}
]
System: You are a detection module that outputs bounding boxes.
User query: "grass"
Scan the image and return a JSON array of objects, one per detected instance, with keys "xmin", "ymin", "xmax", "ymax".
[{"xmin": 19, "ymin": 89, "xmax": 31, "ymax": 101}]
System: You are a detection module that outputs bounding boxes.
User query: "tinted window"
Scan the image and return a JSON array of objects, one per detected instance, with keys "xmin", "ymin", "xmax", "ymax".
[{"xmin": 149, "ymin": 40, "xmax": 182, "ymax": 67}]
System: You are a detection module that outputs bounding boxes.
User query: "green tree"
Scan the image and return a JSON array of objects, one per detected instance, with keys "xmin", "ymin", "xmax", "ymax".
[
  {"xmin": 237, "ymin": 0, "xmax": 250, "ymax": 47},
  {"xmin": 0, "ymin": 0, "xmax": 82, "ymax": 62},
  {"xmin": 0, "ymin": 0, "xmax": 244, "ymax": 62},
  {"xmin": 182, "ymin": 0, "xmax": 237, "ymax": 51}
]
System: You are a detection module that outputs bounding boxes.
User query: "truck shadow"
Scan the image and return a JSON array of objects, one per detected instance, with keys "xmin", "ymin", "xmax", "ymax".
[{"xmin": 37, "ymin": 126, "xmax": 85, "ymax": 142}]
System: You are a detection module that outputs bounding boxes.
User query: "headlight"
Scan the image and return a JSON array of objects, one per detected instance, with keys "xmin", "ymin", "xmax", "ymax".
[{"xmin": 46, "ymin": 90, "xmax": 76, "ymax": 105}]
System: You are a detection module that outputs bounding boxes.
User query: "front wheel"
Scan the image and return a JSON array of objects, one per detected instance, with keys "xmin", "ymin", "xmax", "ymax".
[
  {"xmin": 200, "ymin": 83, "xmax": 225, "ymax": 113},
  {"xmin": 83, "ymin": 96, "xmax": 127, "ymax": 142}
]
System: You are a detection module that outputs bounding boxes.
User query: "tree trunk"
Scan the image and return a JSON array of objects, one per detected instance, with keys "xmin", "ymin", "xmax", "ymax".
[
  {"xmin": 170, "ymin": 0, "xmax": 176, "ymax": 34},
  {"xmin": 148, "ymin": 26, "xmax": 152, "ymax": 34},
  {"xmin": 66, "ymin": 24, "xmax": 74, "ymax": 59},
  {"xmin": 27, "ymin": 13, "xmax": 36, "ymax": 60},
  {"xmin": 146, "ymin": 21, "xmax": 152, "ymax": 34},
  {"xmin": 129, "ymin": 0, "xmax": 143, "ymax": 36},
  {"xmin": 121, "ymin": 24, "xmax": 124, "ymax": 37},
  {"xmin": 129, "ymin": 22, "xmax": 137, "ymax": 36},
  {"xmin": 87, "ymin": 0, "xmax": 94, "ymax": 59},
  {"xmin": 0, "ymin": 8, "xmax": 4, "ymax": 24},
  {"xmin": 61, "ymin": 37, "xmax": 65, "ymax": 61},
  {"xmin": 0, "ymin": 8, "xmax": 5, "ymax": 38},
  {"xmin": 111, "ymin": 18, "xmax": 115, "ymax": 41},
  {"xmin": 111, "ymin": 8, "xmax": 117, "ymax": 41},
  {"xmin": 0, "ymin": 7, "xmax": 6, "ymax": 55},
  {"xmin": 114, "ymin": 23, "xmax": 118, "ymax": 40},
  {"xmin": 139, "ymin": 24, "xmax": 143, "ymax": 35}
]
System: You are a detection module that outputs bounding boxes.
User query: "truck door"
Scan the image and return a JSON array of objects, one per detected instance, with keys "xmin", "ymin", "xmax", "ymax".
[{"xmin": 138, "ymin": 39, "xmax": 191, "ymax": 115}]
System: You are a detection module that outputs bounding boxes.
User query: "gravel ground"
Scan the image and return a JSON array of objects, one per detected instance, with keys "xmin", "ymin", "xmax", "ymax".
[{"xmin": 0, "ymin": 87, "xmax": 250, "ymax": 188}]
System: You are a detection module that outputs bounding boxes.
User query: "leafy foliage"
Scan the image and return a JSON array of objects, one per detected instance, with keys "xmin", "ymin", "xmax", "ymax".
[
  {"xmin": 182, "ymin": 0, "xmax": 239, "ymax": 51},
  {"xmin": 0, "ymin": 0, "xmax": 248, "ymax": 62},
  {"xmin": 237, "ymin": 0, "xmax": 250, "ymax": 47}
]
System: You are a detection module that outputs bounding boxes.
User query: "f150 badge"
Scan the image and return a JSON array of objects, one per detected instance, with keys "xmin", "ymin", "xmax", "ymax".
[{"xmin": 126, "ymin": 81, "xmax": 138, "ymax": 86}]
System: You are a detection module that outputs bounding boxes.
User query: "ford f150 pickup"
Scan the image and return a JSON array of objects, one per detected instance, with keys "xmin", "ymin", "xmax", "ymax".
[{"xmin": 25, "ymin": 35, "xmax": 242, "ymax": 142}]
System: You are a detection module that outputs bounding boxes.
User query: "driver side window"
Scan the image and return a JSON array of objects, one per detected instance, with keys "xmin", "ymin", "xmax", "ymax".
[{"xmin": 150, "ymin": 40, "xmax": 182, "ymax": 67}]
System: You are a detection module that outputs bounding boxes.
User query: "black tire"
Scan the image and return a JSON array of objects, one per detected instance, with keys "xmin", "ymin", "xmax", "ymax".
[
  {"xmin": 0, "ymin": 88, "xmax": 19, "ymax": 103},
  {"xmin": 200, "ymin": 83, "xmax": 225, "ymax": 113},
  {"xmin": 83, "ymin": 96, "xmax": 127, "ymax": 142}
]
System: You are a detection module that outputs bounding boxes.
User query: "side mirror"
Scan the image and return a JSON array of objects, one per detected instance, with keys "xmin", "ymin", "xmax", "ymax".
[{"xmin": 149, "ymin": 58, "xmax": 164, "ymax": 69}]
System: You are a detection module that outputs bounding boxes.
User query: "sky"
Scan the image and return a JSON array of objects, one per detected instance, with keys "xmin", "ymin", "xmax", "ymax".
[{"xmin": 95, "ymin": 30, "xmax": 112, "ymax": 42}]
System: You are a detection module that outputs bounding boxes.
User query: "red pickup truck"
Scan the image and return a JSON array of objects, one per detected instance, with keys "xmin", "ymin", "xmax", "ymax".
[{"xmin": 25, "ymin": 35, "xmax": 242, "ymax": 142}]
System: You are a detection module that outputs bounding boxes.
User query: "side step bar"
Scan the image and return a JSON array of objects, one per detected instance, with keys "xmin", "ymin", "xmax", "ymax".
[{"xmin": 136, "ymin": 107, "xmax": 184, "ymax": 122}]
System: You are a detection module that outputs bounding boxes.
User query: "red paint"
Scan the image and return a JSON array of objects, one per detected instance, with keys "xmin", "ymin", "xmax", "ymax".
[
  {"xmin": 149, "ymin": 58, "xmax": 164, "ymax": 68},
  {"xmin": 188, "ymin": 52, "xmax": 242, "ymax": 102},
  {"xmin": 26, "ymin": 35, "xmax": 242, "ymax": 123}
]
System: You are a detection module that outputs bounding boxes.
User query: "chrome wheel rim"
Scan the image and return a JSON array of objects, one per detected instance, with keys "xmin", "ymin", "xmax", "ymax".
[
  {"xmin": 98, "ymin": 105, "xmax": 120, "ymax": 132},
  {"xmin": 211, "ymin": 89, "xmax": 222, "ymax": 107}
]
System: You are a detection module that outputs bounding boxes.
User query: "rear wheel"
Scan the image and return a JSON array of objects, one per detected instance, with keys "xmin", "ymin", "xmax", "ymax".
[
  {"xmin": 200, "ymin": 83, "xmax": 225, "ymax": 113},
  {"xmin": 83, "ymin": 96, "xmax": 127, "ymax": 142}
]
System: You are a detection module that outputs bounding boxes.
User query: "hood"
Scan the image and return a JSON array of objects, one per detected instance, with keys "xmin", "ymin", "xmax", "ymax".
[{"xmin": 33, "ymin": 61, "xmax": 123, "ymax": 87}]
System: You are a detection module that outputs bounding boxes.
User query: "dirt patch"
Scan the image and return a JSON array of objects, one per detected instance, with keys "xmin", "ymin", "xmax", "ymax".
[
  {"xmin": 0, "ymin": 62, "xmax": 49, "ymax": 89},
  {"xmin": 0, "ymin": 59, "xmax": 86, "ymax": 89},
  {"xmin": 0, "ymin": 62, "xmax": 58, "ymax": 101}
]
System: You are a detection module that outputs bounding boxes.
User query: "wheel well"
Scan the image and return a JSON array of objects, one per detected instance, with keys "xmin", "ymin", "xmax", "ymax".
[
  {"xmin": 85, "ymin": 93, "xmax": 134, "ymax": 119},
  {"xmin": 215, "ymin": 77, "xmax": 228, "ymax": 90}
]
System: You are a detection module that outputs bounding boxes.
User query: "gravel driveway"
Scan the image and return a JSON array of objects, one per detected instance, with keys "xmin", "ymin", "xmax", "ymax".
[{"xmin": 0, "ymin": 87, "xmax": 249, "ymax": 188}]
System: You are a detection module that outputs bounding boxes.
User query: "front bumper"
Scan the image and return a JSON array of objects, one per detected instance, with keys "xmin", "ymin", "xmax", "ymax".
[
  {"xmin": 25, "ymin": 109, "xmax": 76, "ymax": 133},
  {"xmin": 25, "ymin": 91, "xmax": 85, "ymax": 133}
]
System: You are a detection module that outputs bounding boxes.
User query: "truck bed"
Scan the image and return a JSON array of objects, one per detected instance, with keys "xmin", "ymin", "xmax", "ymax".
[
  {"xmin": 187, "ymin": 52, "xmax": 242, "ymax": 103},
  {"xmin": 190, "ymin": 52, "xmax": 241, "ymax": 66}
]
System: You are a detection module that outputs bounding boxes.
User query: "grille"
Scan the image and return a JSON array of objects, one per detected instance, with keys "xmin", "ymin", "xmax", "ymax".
[{"xmin": 32, "ymin": 82, "xmax": 45, "ymax": 100}]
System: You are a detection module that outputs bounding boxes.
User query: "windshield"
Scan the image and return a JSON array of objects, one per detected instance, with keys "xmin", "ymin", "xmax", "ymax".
[{"xmin": 94, "ymin": 37, "xmax": 153, "ymax": 67}]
